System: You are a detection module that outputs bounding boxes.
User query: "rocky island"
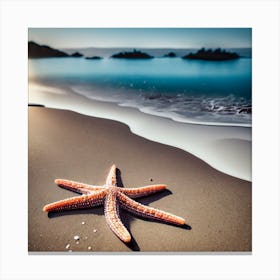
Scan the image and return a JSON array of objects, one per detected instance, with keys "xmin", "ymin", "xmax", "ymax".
[
  {"xmin": 163, "ymin": 52, "xmax": 176, "ymax": 58},
  {"xmin": 85, "ymin": 56, "xmax": 103, "ymax": 60},
  {"xmin": 71, "ymin": 52, "xmax": 83, "ymax": 57},
  {"xmin": 183, "ymin": 48, "xmax": 239, "ymax": 61},
  {"xmin": 111, "ymin": 49, "xmax": 153, "ymax": 59}
]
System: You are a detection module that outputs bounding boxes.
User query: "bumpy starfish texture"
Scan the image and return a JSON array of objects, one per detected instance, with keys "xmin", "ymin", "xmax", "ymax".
[{"xmin": 43, "ymin": 164, "xmax": 186, "ymax": 243}]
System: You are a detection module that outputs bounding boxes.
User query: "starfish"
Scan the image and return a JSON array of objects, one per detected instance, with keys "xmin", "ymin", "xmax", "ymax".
[{"xmin": 43, "ymin": 164, "xmax": 186, "ymax": 243}]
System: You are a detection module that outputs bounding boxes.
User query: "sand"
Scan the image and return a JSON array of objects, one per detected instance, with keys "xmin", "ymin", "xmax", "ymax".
[{"xmin": 28, "ymin": 106, "xmax": 251, "ymax": 252}]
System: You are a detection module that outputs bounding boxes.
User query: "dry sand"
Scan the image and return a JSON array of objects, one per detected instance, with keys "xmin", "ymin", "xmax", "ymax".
[{"xmin": 28, "ymin": 106, "xmax": 251, "ymax": 252}]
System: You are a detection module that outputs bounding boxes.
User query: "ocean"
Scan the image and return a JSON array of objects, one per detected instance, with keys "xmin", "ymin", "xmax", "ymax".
[{"xmin": 29, "ymin": 54, "xmax": 252, "ymax": 126}]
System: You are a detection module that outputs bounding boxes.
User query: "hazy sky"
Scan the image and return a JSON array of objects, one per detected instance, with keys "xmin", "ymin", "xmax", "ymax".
[{"xmin": 28, "ymin": 28, "xmax": 251, "ymax": 49}]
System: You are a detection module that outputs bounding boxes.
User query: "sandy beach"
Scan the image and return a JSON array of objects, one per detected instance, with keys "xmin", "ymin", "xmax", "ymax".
[{"xmin": 28, "ymin": 106, "xmax": 251, "ymax": 252}]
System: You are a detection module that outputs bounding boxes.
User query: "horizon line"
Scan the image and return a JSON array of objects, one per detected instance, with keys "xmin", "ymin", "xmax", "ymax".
[{"xmin": 29, "ymin": 41, "xmax": 251, "ymax": 50}]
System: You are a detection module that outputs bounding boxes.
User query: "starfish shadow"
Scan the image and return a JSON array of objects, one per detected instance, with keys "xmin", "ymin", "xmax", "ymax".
[
  {"xmin": 116, "ymin": 168, "xmax": 124, "ymax": 187},
  {"xmin": 124, "ymin": 235, "xmax": 140, "ymax": 251}
]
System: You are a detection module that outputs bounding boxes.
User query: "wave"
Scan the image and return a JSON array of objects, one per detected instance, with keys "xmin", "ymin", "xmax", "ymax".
[{"xmin": 71, "ymin": 85, "xmax": 252, "ymax": 127}]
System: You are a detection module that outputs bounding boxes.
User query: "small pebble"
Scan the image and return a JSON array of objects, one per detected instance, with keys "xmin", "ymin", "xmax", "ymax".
[
  {"xmin": 74, "ymin": 235, "xmax": 80, "ymax": 241},
  {"xmin": 65, "ymin": 244, "xmax": 71, "ymax": 250},
  {"xmin": 81, "ymin": 221, "xmax": 85, "ymax": 225},
  {"xmin": 84, "ymin": 236, "xmax": 88, "ymax": 240},
  {"xmin": 88, "ymin": 246, "xmax": 92, "ymax": 250},
  {"xmin": 93, "ymin": 229, "xmax": 97, "ymax": 233},
  {"xmin": 150, "ymin": 178, "xmax": 153, "ymax": 182},
  {"xmin": 76, "ymin": 241, "xmax": 79, "ymax": 245}
]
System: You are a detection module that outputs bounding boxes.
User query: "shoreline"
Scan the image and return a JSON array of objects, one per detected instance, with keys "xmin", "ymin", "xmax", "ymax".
[
  {"xmin": 71, "ymin": 82, "xmax": 252, "ymax": 128},
  {"xmin": 29, "ymin": 80, "xmax": 252, "ymax": 181},
  {"xmin": 28, "ymin": 106, "xmax": 251, "ymax": 252}
]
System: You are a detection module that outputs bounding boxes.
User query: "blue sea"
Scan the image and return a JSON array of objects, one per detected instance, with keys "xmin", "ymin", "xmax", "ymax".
[{"xmin": 29, "ymin": 55, "xmax": 252, "ymax": 126}]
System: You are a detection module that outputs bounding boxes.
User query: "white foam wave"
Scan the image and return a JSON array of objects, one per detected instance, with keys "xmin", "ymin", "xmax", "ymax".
[{"xmin": 72, "ymin": 85, "xmax": 252, "ymax": 127}]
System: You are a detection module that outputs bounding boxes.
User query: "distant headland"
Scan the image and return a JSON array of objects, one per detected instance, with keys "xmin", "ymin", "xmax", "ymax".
[
  {"xmin": 183, "ymin": 48, "xmax": 239, "ymax": 61},
  {"xmin": 28, "ymin": 41, "xmax": 83, "ymax": 58},
  {"xmin": 111, "ymin": 49, "xmax": 153, "ymax": 59}
]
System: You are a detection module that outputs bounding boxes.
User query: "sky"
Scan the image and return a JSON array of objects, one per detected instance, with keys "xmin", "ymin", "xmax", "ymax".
[{"xmin": 28, "ymin": 28, "xmax": 251, "ymax": 49}]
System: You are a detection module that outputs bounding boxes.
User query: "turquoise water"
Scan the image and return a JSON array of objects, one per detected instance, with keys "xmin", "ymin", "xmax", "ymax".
[{"xmin": 29, "ymin": 57, "xmax": 252, "ymax": 125}]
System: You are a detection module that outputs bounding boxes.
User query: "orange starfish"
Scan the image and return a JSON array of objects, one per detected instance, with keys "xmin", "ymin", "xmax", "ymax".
[{"xmin": 43, "ymin": 164, "xmax": 186, "ymax": 243}]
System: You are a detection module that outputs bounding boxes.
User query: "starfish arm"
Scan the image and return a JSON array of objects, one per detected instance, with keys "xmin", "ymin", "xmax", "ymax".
[
  {"xmin": 43, "ymin": 190, "xmax": 107, "ymax": 212},
  {"xmin": 121, "ymin": 184, "xmax": 167, "ymax": 198},
  {"xmin": 104, "ymin": 191, "xmax": 131, "ymax": 243},
  {"xmin": 117, "ymin": 192, "xmax": 186, "ymax": 225},
  {"xmin": 105, "ymin": 164, "xmax": 117, "ymax": 186},
  {"xmin": 55, "ymin": 179, "xmax": 104, "ymax": 194}
]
